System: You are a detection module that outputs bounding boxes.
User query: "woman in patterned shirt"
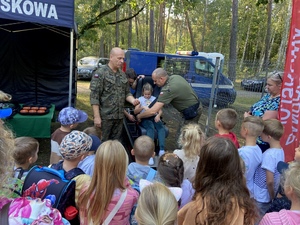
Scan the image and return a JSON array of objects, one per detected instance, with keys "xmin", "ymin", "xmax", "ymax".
[{"xmin": 244, "ymin": 71, "xmax": 283, "ymax": 152}]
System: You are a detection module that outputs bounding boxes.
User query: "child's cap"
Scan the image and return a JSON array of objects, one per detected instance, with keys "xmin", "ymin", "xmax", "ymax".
[
  {"xmin": 58, "ymin": 107, "xmax": 88, "ymax": 125},
  {"xmin": 89, "ymin": 135, "xmax": 101, "ymax": 151},
  {"xmin": 0, "ymin": 108, "xmax": 12, "ymax": 119},
  {"xmin": 277, "ymin": 161, "xmax": 289, "ymax": 174},
  {"xmin": 59, "ymin": 130, "xmax": 92, "ymax": 160}
]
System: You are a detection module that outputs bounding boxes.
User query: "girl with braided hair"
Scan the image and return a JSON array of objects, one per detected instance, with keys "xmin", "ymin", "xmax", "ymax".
[{"xmin": 156, "ymin": 152, "xmax": 194, "ymax": 208}]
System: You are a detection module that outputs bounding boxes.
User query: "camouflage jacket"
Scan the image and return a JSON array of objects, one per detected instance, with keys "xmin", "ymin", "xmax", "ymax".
[{"xmin": 90, "ymin": 65, "xmax": 132, "ymax": 119}]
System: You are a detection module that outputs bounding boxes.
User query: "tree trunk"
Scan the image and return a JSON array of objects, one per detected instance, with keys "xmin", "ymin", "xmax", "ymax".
[
  {"xmin": 200, "ymin": 0, "xmax": 208, "ymax": 51},
  {"xmin": 276, "ymin": 0, "xmax": 291, "ymax": 70},
  {"xmin": 239, "ymin": 9, "xmax": 253, "ymax": 69},
  {"xmin": 228, "ymin": 0, "xmax": 238, "ymax": 81},
  {"xmin": 135, "ymin": 16, "xmax": 139, "ymax": 47},
  {"xmin": 115, "ymin": 7, "xmax": 119, "ymax": 46},
  {"xmin": 99, "ymin": 1, "xmax": 105, "ymax": 57},
  {"xmin": 128, "ymin": 7, "xmax": 132, "ymax": 48},
  {"xmin": 145, "ymin": 6, "xmax": 149, "ymax": 51},
  {"xmin": 185, "ymin": 11, "xmax": 197, "ymax": 51},
  {"xmin": 164, "ymin": 6, "xmax": 171, "ymax": 50},
  {"xmin": 158, "ymin": 3, "xmax": 165, "ymax": 53},
  {"xmin": 263, "ymin": 0, "xmax": 273, "ymax": 71},
  {"xmin": 149, "ymin": 8, "xmax": 155, "ymax": 52}
]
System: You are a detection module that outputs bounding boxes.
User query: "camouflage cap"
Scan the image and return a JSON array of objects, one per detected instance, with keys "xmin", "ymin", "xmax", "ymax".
[
  {"xmin": 59, "ymin": 131, "xmax": 92, "ymax": 160},
  {"xmin": 58, "ymin": 107, "xmax": 88, "ymax": 125}
]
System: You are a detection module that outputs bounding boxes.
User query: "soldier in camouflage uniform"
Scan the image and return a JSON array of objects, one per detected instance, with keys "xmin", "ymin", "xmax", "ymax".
[{"xmin": 90, "ymin": 47, "xmax": 139, "ymax": 141}]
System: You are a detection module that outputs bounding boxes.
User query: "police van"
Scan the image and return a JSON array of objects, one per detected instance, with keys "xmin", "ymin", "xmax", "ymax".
[{"xmin": 124, "ymin": 49, "xmax": 236, "ymax": 107}]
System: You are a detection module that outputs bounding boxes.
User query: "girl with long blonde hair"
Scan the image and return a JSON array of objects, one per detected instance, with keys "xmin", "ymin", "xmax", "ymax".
[{"xmin": 78, "ymin": 140, "xmax": 139, "ymax": 225}]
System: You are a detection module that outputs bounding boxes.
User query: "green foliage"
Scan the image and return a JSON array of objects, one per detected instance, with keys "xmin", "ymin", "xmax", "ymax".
[
  {"xmin": 74, "ymin": 0, "xmax": 289, "ymax": 76},
  {"xmin": 256, "ymin": 0, "xmax": 283, "ymax": 6}
]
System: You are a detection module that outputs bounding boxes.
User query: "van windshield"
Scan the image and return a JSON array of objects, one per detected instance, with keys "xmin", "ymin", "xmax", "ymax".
[
  {"xmin": 194, "ymin": 59, "xmax": 214, "ymax": 78},
  {"xmin": 162, "ymin": 58, "xmax": 190, "ymax": 76}
]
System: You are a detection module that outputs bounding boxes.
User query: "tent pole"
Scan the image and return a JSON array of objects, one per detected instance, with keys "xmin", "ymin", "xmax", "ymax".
[{"xmin": 68, "ymin": 29, "xmax": 74, "ymax": 107}]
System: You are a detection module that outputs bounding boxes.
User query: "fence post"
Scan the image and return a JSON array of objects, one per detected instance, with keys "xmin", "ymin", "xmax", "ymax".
[{"xmin": 205, "ymin": 57, "xmax": 220, "ymax": 136}]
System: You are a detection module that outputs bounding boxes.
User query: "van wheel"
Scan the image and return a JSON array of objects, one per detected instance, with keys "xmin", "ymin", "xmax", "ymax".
[{"xmin": 216, "ymin": 93, "xmax": 229, "ymax": 108}]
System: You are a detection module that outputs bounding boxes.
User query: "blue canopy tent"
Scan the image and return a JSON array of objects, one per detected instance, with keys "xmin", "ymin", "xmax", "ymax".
[{"xmin": 0, "ymin": 0, "xmax": 77, "ymax": 110}]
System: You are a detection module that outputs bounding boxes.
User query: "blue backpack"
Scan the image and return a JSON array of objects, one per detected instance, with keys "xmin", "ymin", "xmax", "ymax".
[
  {"xmin": 130, "ymin": 168, "xmax": 156, "ymax": 225},
  {"xmin": 22, "ymin": 165, "xmax": 82, "ymax": 224}
]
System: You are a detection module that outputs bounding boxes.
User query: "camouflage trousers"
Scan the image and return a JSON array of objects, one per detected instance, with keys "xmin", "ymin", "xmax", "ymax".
[{"xmin": 101, "ymin": 119, "xmax": 123, "ymax": 142}]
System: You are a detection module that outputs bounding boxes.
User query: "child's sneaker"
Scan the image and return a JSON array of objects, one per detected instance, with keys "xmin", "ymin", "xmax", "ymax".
[
  {"xmin": 148, "ymin": 157, "xmax": 154, "ymax": 166},
  {"xmin": 159, "ymin": 150, "xmax": 165, "ymax": 157}
]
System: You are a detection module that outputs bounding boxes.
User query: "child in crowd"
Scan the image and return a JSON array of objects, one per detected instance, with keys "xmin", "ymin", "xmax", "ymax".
[
  {"xmin": 253, "ymin": 119, "xmax": 285, "ymax": 218},
  {"xmin": 134, "ymin": 83, "xmax": 166, "ymax": 165},
  {"xmin": 78, "ymin": 140, "xmax": 139, "ymax": 225},
  {"xmin": 178, "ymin": 136, "xmax": 258, "ymax": 225},
  {"xmin": 174, "ymin": 123, "xmax": 205, "ymax": 181},
  {"xmin": 259, "ymin": 161, "xmax": 300, "ymax": 225},
  {"xmin": 215, "ymin": 108, "xmax": 240, "ymax": 148},
  {"xmin": 10, "ymin": 137, "xmax": 39, "ymax": 197},
  {"xmin": 83, "ymin": 126, "xmax": 102, "ymax": 138},
  {"xmin": 135, "ymin": 182, "xmax": 180, "ymax": 225},
  {"xmin": 78, "ymin": 134, "xmax": 101, "ymax": 176},
  {"xmin": 51, "ymin": 130, "xmax": 92, "ymax": 179},
  {"xmin": 238, "ymin": 116, "xmax": 264, "ymax": 197},
  {"xmin": 50, "ymin": 106, "xmax": 88, "ymax": 164},
  {"xmin": 0, "ymin": 121, "xmax": 70, "ymax": 225},
  {"xmin": 127, "ymin": 135, "xmax": 156, "ymax": 187},
  {"xmin": 156, "ymin": 153, "xmax": 194, "ymax": 209},
  {"xmin": 51, "ymin": 130, "xmax": 92, "ymax": 207},
  {"xmin": 266, "ymin": 139, "xmax": 300, "ymax": 213},
  {"xmin": 13, "ymin": 137, "xmax": 39, "ymax": 180}
]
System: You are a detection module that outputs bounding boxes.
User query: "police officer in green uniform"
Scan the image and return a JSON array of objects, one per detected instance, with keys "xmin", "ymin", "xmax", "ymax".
[
  {"xmin": 90, "ymin": 47, "xmax": 139, "ymax": 141},
  {"xmin": 136, "ymin": 68, "xmax": 202, "ymax": 126}
]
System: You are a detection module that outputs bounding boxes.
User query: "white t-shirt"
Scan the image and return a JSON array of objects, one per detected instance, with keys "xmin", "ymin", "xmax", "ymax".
[
  {"xmin": 138, "ymin": 96, "xmax": 156, "ymax": 113},
  {"xmin": 253, "ymin": 148, "xmax": 284, "ymax": 203},
  {"xmin": 238, "ymin": 145, "xmax": 262, "ymax": 197},
  {"xmin": 173, "ymin": 149, "xmax": 199, "ymax": 181}
]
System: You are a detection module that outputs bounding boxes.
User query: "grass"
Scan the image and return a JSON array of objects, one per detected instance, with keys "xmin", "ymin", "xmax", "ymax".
[{"xmin": 35, "ymin": 80, "xmax": 264, "ymax": 166}]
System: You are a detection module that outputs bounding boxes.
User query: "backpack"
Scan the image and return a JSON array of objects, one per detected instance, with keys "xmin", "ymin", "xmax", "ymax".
[
  {"xmin": 0, "ymin": 197, "xmax": 70, "ymax": 225},
  {"xmin": 130, "ymin": 168, "xmax": 156, "ymax": 225},
  {"xmin": 22, "ymin": 165, "xmax": 81, "ymax": 224}
]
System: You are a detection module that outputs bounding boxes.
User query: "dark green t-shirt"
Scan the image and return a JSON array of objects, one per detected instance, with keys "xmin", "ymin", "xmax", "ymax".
[{"xmin": 157, "ymin": 75, "xmax": 199, "ymax": 112}]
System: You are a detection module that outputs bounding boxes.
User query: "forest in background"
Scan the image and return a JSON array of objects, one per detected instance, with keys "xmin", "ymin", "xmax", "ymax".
[{"xmin": 74, "ymin": 0, "xmax": 291, "ymax": 81}]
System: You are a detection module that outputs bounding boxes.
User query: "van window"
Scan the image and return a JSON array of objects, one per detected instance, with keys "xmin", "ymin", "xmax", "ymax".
[
  {"xmin": 163, "ymin": 58, "xmax": 189, "ymax": 76},
  {"xmin": 195, "ymin": 59, "xmax": 214, "ymax": 78}
]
